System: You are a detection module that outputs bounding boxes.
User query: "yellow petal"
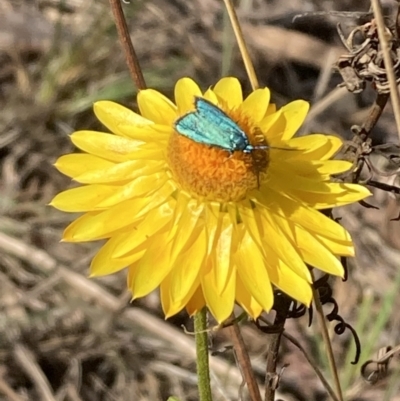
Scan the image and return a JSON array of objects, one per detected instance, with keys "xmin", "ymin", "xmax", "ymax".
[
  {"xmin": 113, "ymin": 123, "xmax": 171, "ymax": 143},
  {"xmin": 235, "ymin": 276, "xmax": 263, "ymax": 319},
  {"xmin": 202, "ymin": 259, "xmax": 236, "ymax": 323},
  {"xmin": 266, "ymin": 192, "xmax": 352, "ymax": 241},
  {"xmin": 314, "ymin": 234, "xmax": 354, "ymax": 256},
  {"xmin": 213, "ymin": 77, "xmax": 243, "ymax": 109},
  {"xmin": 268, "ymin": 166, "xmax": 370, "ymax": 208},
  {"xmin": 269, "ymin": 159, "xmax": 351, "ymax": 182},
  {"xmin": 93, "ymin": 101, "xmax": 153, "ymax": 137},
  {"xmin": 203, "ymin": 88, "xmax": 219, "ymax": 104},
  {"xmin": 128, "ymin": 230, "xmax": 175, "ymax": 298},
  {"xmin": 54, "ymin": 154, "xmax": 115, "ymax": 179},
  {"xmin": 95, "ymin": 173, "xmax": 168, "ymax": 208},
  {"xmin": 265, "ymin": 100, "xmax": 309, "ymax": 142},
  {"xmin": 289, "ymin": 182, "xmax": 370, "ymax": 209},
  {"xmin": 304, "ymin": 160, "xmax": 352, "ymax": 176},
  {"xmin": 74, "ymin": 160, "xmax": 165, "ymax": 184},
  {"xmin": 63, "ymin": 184, "xmax": 174, "ymax": 241},
  {"xmin": 90, "ymin": 234, "xmax": 145, "ymax": 276},
  {"xmin": 186, "ymin": 287, "xmax": 206, "ymax": 317},
  {"xmin": 174, "ymin": 78, "xmax": 202, "ymax": 115},
  {"xmin": 239, "ymin": 201, "xmax": 264, "ymax": 252},
  {"xmin": 50, "ymin": 185, "xmax": 117, "ymax": 212},
  {"xmin": 211, "ymin": 213, "xmax": 234, "ymax": 294},
  {"xmin": 280, "ymin": 100, "xmax": 310, "ymax": 140},
  {"xmin": 112, "ymin": 202, "xmax": 174, "ymax": 258},
  {"xmin": 71, "ymin": 131, "xmax": 143, "ymax": 162},
  {"xmin": 204, "ymin": 202, "xmax": 221, "ymax": 255},
  {"xmin": 169, "ymin": 198, "xmax": 205, "ymax": 260},
  {"xmin": 259, "ymin": 109, "xmax": 283, "ymax": 142},
  {"xmin": 286, "ymin": 134, "xmax": 343, "ymax": 161},
  {"xmin": 137, "ymin": 89, "xmax": 177, "ymax": 125},
  {"xmin": 266, "ymin": 104, "xmax": 276, "ymax": 116},
  {"xmin": 240, "ymin": 88, "xmax": 271, "ymax": 122},
  {"xmin": 267, "ymin": 259, "xmax": 313, "ymax": 306},
  {"xmin": 258, "ymin": 209, "xmax": 312, "ymax": 283},
  {"xmin": 290, "ymin": 225, "xmax": 345, "ymax": 276},
  {"xmin": 235, "ymin": 229, "xmax": 274, "ymax": 312},
  {"xmin": 161, "ymin": 230, "xmax": 207, "ymax": 318}
]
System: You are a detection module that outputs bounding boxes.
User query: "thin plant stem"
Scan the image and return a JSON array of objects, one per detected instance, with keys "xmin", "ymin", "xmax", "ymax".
[
  {"xmin": 264, "ymin": 295, "xmax": 291, "ymax": 401},
  {"xmin": 222, "ymin": 0, "xmax": 259, "ymax": 90},
  {"xmin": 271, "ymin": 319, "xmax": 340, "ymax": 401},
  {"xmin": 109, "ymin": 0, "xmax": 147, "ymax": 90},
  {"xmin": 311, "ymin": 273, "xmax": 344, "ymax": 401},
  {"xmin": 371, "ymin": 0, "xmax": 400, "ymax": 139},
  {"xmin": 226, "ymin": 320, "xmax": 262, "ymax": 401},
  {"xmin": 194, "ymin": 308, "xmax": 213, "ymax": 401},
  {"xmin": 258, "ymin": 315, "xmax": 340, "ymax": 401}
]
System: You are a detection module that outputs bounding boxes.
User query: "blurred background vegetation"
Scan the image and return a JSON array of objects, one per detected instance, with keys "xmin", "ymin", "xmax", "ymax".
[{"xmin": 1, "ymin": 0, "xmax": 400, "ymax": 400}]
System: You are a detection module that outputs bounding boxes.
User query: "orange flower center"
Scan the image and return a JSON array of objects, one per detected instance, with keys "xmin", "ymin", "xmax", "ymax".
[{"xmin": 167, "ymin": 106, "xmax": 269, "ymax": 202}]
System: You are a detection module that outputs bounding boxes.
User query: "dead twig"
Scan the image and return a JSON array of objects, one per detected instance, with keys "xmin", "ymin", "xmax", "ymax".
[
  {"xmin": 0, "ymin": 371, "xmax": 25, "ymax": 401},
  {"xmin": 108, "ymin": 0, "xmax": 146, "ymax": 90},
  {"xmin": 361, "ymin": 345, "xmax": 400, "ymax": 384},
  {"xmin": 226, "ymin": 321, "xmax": 262, "ymax": 401},
  {"xmin": 13, "ymin": 343, "xmax": 57, "ymax": 401},
  {"xmin": 371, "ymin": 0, "xmax": 400, "ymax": 138}
]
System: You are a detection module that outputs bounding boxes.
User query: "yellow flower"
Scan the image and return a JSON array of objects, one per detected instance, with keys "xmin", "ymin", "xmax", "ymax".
[{"xmin": 51, "ymin": 77, "xmax": 370, "ymax": 323}]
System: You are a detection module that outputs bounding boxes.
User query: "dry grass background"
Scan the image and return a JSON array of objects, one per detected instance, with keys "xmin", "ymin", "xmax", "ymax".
[{"xmin": 1, "ymin": 0, "xmax": 400, "ymax": 400}]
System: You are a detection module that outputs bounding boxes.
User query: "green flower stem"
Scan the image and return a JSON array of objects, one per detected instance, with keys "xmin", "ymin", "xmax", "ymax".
[{"xmin": 194, "ymin": 308, "xmax": 213, "ymax": 401}]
